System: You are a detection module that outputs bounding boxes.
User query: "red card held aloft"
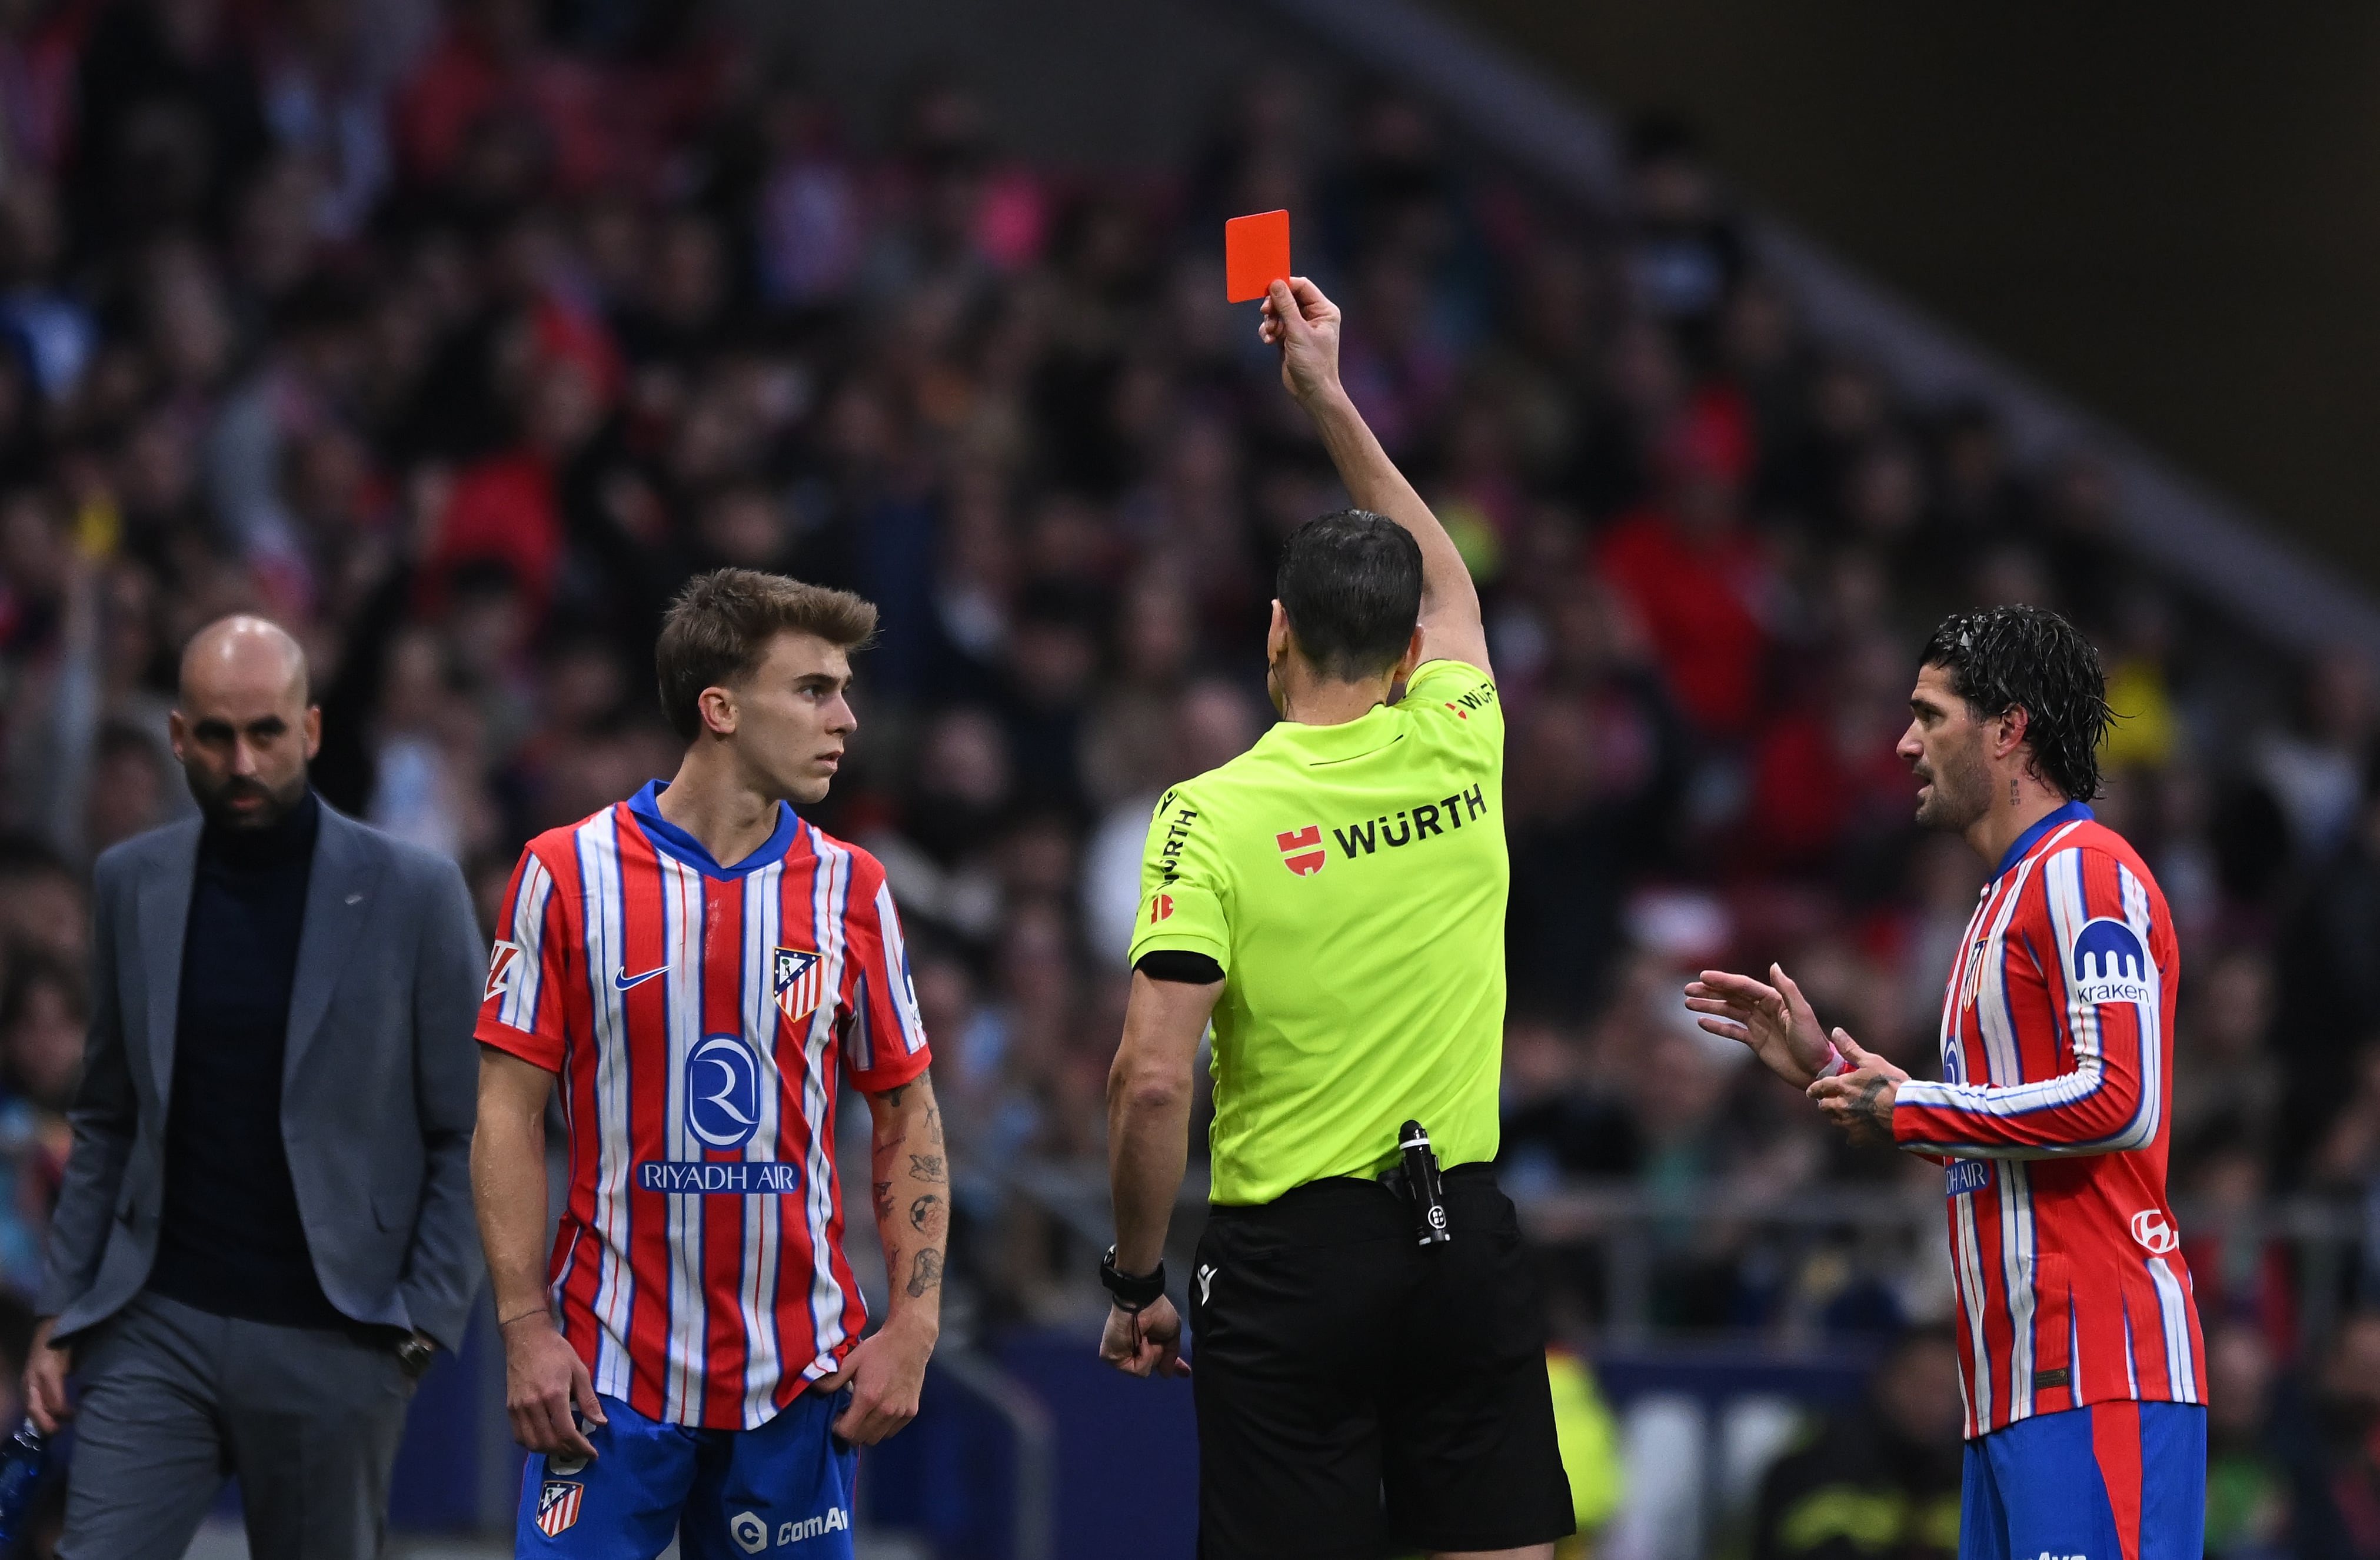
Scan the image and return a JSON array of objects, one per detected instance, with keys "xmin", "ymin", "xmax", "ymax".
[{"xmin": 1224, "ymin": 209, "xmax": 1291, "ymax": 302}]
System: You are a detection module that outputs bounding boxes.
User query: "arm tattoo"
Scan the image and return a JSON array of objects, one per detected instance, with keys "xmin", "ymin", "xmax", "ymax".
[
  {"xmin": 877, "ymin": 1083, "xmax": 909, "ymax": 1107},
  {"xmin": 873, "ymin": 1181, "xmax": 893, "ymax": 1220},
  {"xmin": 908, "ymin": 1193, "xmax": 943, "ymax": 1233},
  {"xmin": 1854, "ymin": 1076, "xmax": 1893, "ymax": 1143},
  {"xmin": 906, "ymin": 1249, "xmax": 943, "ymax": 1298},
  {"xmin": 908, "ymin": 1154, "xmax": 946, "ymax": 1183}
]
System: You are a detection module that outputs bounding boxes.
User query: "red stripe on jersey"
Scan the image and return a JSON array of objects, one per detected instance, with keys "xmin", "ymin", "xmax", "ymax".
[
  {"xmin": 1889, "ymin": 813, "xmax": 2201, "ymax": 1439},
  {"xmin": 474, "ymin": 796, "xmax": 932, "ymax": 1429},
  {"xmin": 2091, "ymin": 1399, "xmax": 2144, "ymax": 1560}
]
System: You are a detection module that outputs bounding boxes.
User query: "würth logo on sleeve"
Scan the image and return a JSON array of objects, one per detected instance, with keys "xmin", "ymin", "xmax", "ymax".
[
  {"xmin": 774, "ymin": 947, "xmax": 823, "ymax": 1025},
  {"xmin": 1277, "ymin": 826, "xmax": 1326, "ymax": 876},
  {"xmin": 485, "ymin": 940, "xmax": 521, "ymax": 1002}
]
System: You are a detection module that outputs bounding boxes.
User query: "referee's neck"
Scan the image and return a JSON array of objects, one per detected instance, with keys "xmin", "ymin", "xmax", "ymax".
[{"xmin": 1271, "ymin": 661, "xmax": 1395, "ymax": 727}]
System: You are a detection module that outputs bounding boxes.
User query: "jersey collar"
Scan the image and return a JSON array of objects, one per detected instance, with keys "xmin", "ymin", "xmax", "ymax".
[
  {"xmin": 1992, "ymin": 799, "xmax": 2093, "ymax": 882},
  {"xmin": 1259, "ymin": 703, "xmax": 1404, "ymax": 764},
  {"xmin": 625, "ymin": 780, "xmax": 801, "ymax": 879}
]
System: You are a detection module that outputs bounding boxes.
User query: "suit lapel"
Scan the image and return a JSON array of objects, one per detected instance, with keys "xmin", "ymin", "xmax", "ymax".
[
  {"xmin": 284, "ymin": 806, "xmax": 385, "ymax": 1084},
  {"xmin": 138, "ymin": 821, "xmax": 203, "ymax": 1102}
]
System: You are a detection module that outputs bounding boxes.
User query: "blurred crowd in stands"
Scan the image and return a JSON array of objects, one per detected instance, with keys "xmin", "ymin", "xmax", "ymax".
[{"xmin": 7, "ymin": 0, "xmax": 2380, "ymax": 1550}]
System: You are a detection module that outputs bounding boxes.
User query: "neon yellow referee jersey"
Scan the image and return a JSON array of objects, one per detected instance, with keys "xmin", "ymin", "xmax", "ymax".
[{"xmin": 1128, "ymin": 658, "xmax": 1507, "ymax": 1206}]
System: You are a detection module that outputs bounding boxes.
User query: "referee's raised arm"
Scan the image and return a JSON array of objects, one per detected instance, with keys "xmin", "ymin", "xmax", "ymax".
[{"xmin": 1260, "ymin": 276, "xmax": 1492, "ymax": 680}]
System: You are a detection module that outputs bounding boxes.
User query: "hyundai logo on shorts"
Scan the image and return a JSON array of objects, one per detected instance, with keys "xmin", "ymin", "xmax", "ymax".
[{"xmin": 687, "ymin": 1033, "xmax": 761, "ymax": 1149}]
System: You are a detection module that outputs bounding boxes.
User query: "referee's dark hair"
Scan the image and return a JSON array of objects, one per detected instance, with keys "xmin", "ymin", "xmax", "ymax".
[
  {"xmin": 1919, "ymin": 604, "xmax": 2112, "ymax": 803},
  {"xmin": 1276, "ymin": 510, "xmax": 1424, "ymax": 681}
]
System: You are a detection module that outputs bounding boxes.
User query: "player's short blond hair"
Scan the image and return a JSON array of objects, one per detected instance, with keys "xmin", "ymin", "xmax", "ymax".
[{"xmin": 656, "ymin": 568, "xmax": 877, "ymax": 741}]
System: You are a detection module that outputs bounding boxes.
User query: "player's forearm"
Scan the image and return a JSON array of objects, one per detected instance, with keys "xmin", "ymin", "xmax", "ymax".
[
  {"xmin": 1895, "ymin": 1073, "xmax": 2155, "ymax": 1159},
  {"xmin": 1106, "ymin": 1061, "xmax": 1191, "ymax": 1275},
  {"xmin": 866, "ymin": 1074, "xmax": 946, "ymax": 1336},
  {"xmin": 470, "ymin": 1062, "xmax": 554, "ymax": 1324},
  {"xmin": 1297, "ymin": 383, "xmax": 1480, "ymax": 627}
]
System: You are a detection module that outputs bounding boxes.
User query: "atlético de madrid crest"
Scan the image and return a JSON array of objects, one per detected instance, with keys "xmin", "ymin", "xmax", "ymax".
[
  {"xmin": 536, "ymin": 1479, "xmax": 582, "ymax": 1535},
  {"xmin": 775, "ymin": 947, "xmax": 824, "ymax": 1025}
]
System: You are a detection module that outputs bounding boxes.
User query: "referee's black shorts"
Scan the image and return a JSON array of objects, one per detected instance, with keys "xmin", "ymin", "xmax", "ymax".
[{"xmin": 1186, "ymin": 1163, "xmax": 1575, "ymax": 1559}]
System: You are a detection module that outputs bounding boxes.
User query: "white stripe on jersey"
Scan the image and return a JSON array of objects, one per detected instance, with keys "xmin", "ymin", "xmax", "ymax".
[
  {"xmin": 739, "ymin": 860, "xmax": 787, "ymax": 1428},
  {"xmin": 661, "ymin": 851, "xmax": 708, "ymax": 1423},
  {"xmin": 1997, "ymin": 1159, "xmax": 2037, "ymax": 1421},
  {"xmin": 1953, "ymin": 1185, "xmax": 1992, "ymax": 1435},
  {"xmin": 2123, "ymin": 1305, "xmax": 2141, "ymax": 1398},
  {"xmin": 876, "ymin": 879, "xmax": 930, "ymax": 1057},
  {"xmin": 1972, "ymin": 853, "xmax": 2040, "ymax": 1087},
  {"xmin": 499, "ymin": 852, "xmax": 556, "ymax": 1031},
  {"xmin": 1969, "ymin": 861, "xmax": 2042, "ymax": 1421},
  {"xmin": 798, "ymin": 830, "xmax": 854, "ymax": 1381},
  {"xmin": 577, "ymin": 809, "xmax": 636, "ymax": 1402},
  {"xmin": 2148, "ymin": 1256, "xmax": 2198, "ymax": 1403}
]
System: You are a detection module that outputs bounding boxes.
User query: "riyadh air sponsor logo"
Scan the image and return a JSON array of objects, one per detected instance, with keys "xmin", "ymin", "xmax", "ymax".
[
  {"xmin": 2071, "ymin": 917, "xmax": 2152, "ymax": 1005},
  {"xmin": 774, "ymin": 946, "xmax": 823, "ymax": 1026},
  {"xmin": 485, "ymin": 940, "xmax": 521, "ymax": 1002},
  {"xmin": 1329, "ymin": 784, "xmax": 1489, "ymax": 860},
  {"xmin": 686, "ymin": 1033, "xmax": 761, "ymax": 1150},
  {"xmin": 535, "ymin": 1480, "xmax": 582, "ymax": 1536},
  {"xmin": 637, "ymin": 1159, "xmax": 803, "ymax": 1194},
  {"xmin": 725, "ymin": 1506, "xmax": 853, "ymax": 1549},
  {"xmin": 2131, "ymin": 1209, "xmax": 2180, "ymax": 1255},
  {"xmin": 1277, "ymin": 825, "xmax": 1325, "ymax": 876},
  {"xmin": 1945, "ymin": 1159, "xmax": 1993, "ymax": 1198}
]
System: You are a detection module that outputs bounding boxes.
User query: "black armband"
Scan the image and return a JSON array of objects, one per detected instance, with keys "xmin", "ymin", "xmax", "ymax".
[{"xmin": 1134, "ymin": 949, "xmax": 1223, "ymax": 985}]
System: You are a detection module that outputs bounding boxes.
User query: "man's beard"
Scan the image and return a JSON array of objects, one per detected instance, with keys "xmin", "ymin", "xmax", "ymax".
[
  {"xmin": 1913, "ymin": 741, "xmax": 1992, "ymax": 834},
  {"xmin": 187, "ymin": 769, "xmax": 307, "ymax": 830}
]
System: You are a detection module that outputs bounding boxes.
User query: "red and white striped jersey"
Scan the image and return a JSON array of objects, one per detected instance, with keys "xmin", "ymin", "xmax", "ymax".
[
  {"xmin": 476, "ymin": 780, "xmax": 931, "ymax": 1430},
  {"xmin": 1894, "ymin": 801, "xmax": 2203, "ymax": 1440}
]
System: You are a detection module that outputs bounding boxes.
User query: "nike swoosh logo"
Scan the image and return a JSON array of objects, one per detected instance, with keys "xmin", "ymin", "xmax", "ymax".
[{"xmin": 615, "ymin": 966, "xmax": 668, "ymax": 991}]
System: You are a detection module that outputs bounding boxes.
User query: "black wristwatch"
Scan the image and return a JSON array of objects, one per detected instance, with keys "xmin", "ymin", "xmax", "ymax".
[
  {"xmin": 1101, "ymin": 1246, "xmax": 1167, "ymax": 1313},
  {"xmin": 395, "ymin": 1335, "xmax": 437, "ymax": 1379}
]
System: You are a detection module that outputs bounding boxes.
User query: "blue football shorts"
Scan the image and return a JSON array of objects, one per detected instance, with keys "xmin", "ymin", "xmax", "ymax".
[
  {"xmin": 514, "ymin": 1385, "xmax": 858, "ymax": 1559},
  {"xmin": 1959, "ymin": 1399, "xmax": 2205, "ymax": 1560}
]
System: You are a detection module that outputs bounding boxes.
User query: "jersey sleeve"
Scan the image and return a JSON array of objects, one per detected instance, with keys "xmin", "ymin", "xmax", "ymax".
[
  {"xmin": 840, "ymin": 857, "xmax": 933, "ymax": 1092},
  {"xmin": 1895, "ymin": 844, "xmax": 2166, "ymax": 1159},
  {"xmin": 1126, "ymin": 783, "xmax": 1232, "ymax": 976},
  {"xmin": 1402, "ymin": 658, "xmax": 1504, "ymax": 761},
  {"xmin": 475, "ymin": 845, "xmax": 572, "ymax": 1072}
]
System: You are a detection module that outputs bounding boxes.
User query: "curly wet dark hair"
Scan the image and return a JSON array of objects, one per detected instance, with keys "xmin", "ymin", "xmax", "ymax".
[{"xmin": 1919, "ymin": 605, "xmax": 2111, "ymax": 803}]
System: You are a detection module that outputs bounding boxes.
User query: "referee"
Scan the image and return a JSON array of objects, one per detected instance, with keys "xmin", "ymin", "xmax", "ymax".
[{"xmin": 1098, "ymin": 275, "xmax": 1573, "ymax": 1559}]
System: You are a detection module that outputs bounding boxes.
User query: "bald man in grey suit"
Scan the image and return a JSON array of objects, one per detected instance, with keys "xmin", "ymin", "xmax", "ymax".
[{"xmin": 24, "ymin": 617, "xmax": 486, "ymax": 1560}]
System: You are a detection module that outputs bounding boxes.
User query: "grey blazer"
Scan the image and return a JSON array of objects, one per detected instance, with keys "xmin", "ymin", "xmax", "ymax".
[{"xmin": 38, "ymin": 803, "xmax": 487, "ymax": 1349}]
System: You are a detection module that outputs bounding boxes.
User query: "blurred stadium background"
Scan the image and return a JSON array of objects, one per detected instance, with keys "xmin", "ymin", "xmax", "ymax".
[{"xmin": 1, "ymin": 0, "xmax": 2376, "ymax": 1555}]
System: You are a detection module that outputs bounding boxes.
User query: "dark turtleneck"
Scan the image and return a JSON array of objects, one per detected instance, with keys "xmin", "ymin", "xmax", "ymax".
[{"xmin": 146, "ymin": 788, "xmax": 347, "ymax": 1330}]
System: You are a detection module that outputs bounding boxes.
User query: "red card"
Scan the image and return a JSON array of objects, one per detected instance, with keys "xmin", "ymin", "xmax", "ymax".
[{"xmin": 1224, "ymin": 209, "xmax": 1291, "ymax": 302}]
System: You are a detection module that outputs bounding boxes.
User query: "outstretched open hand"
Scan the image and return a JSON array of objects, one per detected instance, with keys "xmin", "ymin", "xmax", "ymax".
[{"xmin": 1684, "ymin": 963, "xmax": 1837, "ymax": 1087}]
